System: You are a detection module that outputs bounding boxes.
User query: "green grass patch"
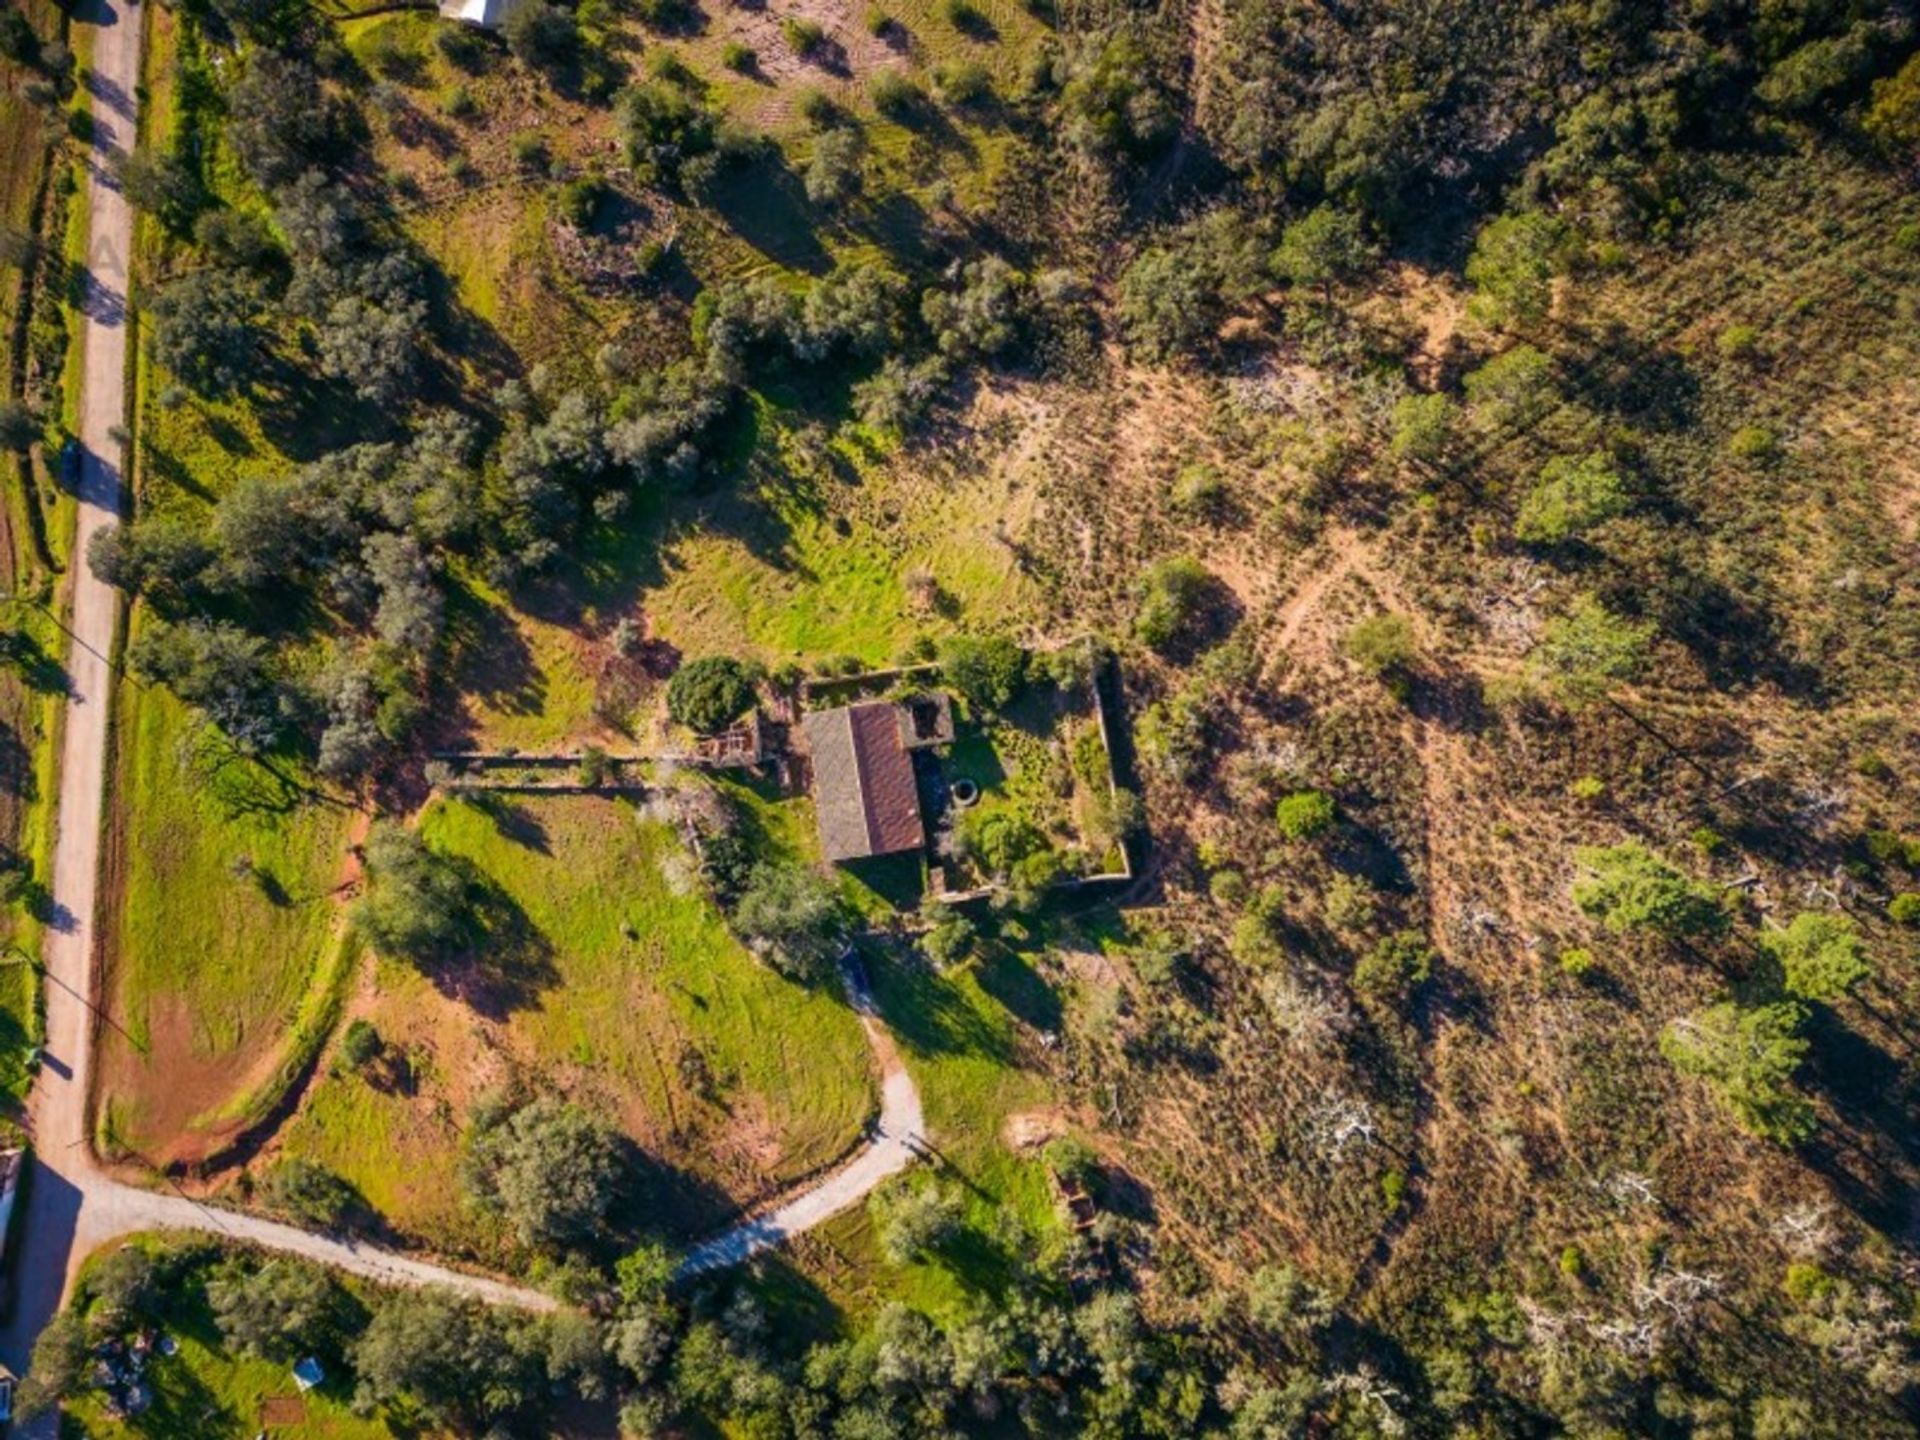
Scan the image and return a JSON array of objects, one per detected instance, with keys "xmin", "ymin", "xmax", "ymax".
[
  {"xmin": 98, "ymin": 685, "xmax": 355, "ymax": 1157},
  {"xmin": 279, "ymin": 792, "xmax": 874, "ymax": 1251},
  {"xmin": 785, "ymin": 941, "xmax": 1058, "ymax": 1321}
]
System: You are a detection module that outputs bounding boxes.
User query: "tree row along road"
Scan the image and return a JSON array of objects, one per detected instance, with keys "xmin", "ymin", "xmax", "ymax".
[{"xmin": 0, "ymin": 0, "xmax": 925, "ymax": 1388}]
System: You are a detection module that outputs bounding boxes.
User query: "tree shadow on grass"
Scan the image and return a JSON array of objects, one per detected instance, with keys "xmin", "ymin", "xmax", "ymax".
[
  {"xmin": 866, "ymin": 942, "xmax": 1013, "ymax": 1064},
  {"xmin": 249, "ymin": 356, "xmax": 403, "ymax": 463},
  {"xmin": 605, "ymin": 1133, "xmax": 744, "ymax": 1249},
  {"xmin": 1800, "ymin": 1011, "xmax": 1920, "ymax": 1234},
  {"xmin": 0, "ymin": 630, "xmax": 71, "ymax": 697},
  {"xmin": 184, "ymin": 728, "xmax": 311, "ymax": 822},
  {"xmin": 973, "ymin": 945, "xmax": 1060, "ymax": 1033},
  {"xmin": 704, "ymin": 154, "xmax": 833, "ymax": 275},
  {"xmin": 457, "ymin": 792, "xmax": 554, "ymax": 855},
  {"xmin": 438, "ymin": 576, "xmax": 547, "ymax": 741},
  {"xmin": 412, "ymin": 861, "xmax": 560, "ymax": 1021},
  {"xmin": 720, "ymin": 1252, "xmax": 848, "ymax": 1355},
  {"xmin": 0, "ymin": 721, "xmax": 36, "ymax": 805}
]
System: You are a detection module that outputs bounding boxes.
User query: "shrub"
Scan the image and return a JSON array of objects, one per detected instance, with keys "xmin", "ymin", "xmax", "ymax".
[
  {"xmin": 338, "ymin": 1018, "xmax": 382, "ymax": 1070},
  {"xmin": 721, "ymin": 40, "xmax": 754, "ymax": 71},
  {"xmin": 511, "ymin": 129, "xmax": 551, "ymax": 171},
  {"xmin": 1044, "ymin": 1135, "xmax": 1099, "ymax": 1187},
  {"xmin": 1353, "ymin": 930, "xmax": 1432, "ymax": 998},
  {"xmin": 557, "ymin": 176, "xmax": 605, "ymax": 229},
  {"xmin": 864, "ymin": 6, "xmax": 891, "ymax": 34},
  {"xmin": 782, "ymin": 16, "xmax": 825, "ymax": 54},
  {"xmin": 1888, "ymin": 892, "xmax": 1920, "ymax": 926},
  {"xmin": 938, "ymin": 633, "xmax": 1027, "ymax": 710},
  {"xmin": 732, "ymin": 862, "xmax": 849, "ymax": 980},
  {"xmin": 645, "ymin": 47, "xmax": 696, "ymax": 84},
  {"xmin": 870, "ymin": 1179, "xmax": 964, "ymax": 1264},
  {"xmin": 1382, "ymin": 1169, "xmax": 1406, "ymax": 1210},
  {"xmin": 1323, "ymin": 873, "xmax": 1375, "ymax": 932},
  {"xmin": 1558, "ymin": 946, "xmax": 1596, "ymax": 978},
  {"xmin": 1274, "ymin": 789, "xmax": 1335, "ymax": 842},
  {"xmin": 1169, "ymin": 462, "xmax": 1226, "ymax": 518},
  {"xmin": 434, "ymin": 21, "xmax": 488, "ymax": 69},
  {"xmin": 1728, "ymin": 425, "xmax": 1777, "ymax": 461},
  {"xmin": 261, "ymin": 1158, "xmax": 359, "ymax": 1228},
  {"xmin": 1515, "ymin": 451, "xmax": 1628, "ymax": 544},
  {"xmin": 504, "ymin": 0, "xmax": 579, "ymax": 69},
  {"xmin": 1569, "ymin": 775, "xmax": 1606, "ymax": 802},
  {"xmin": 1132, "ymin": 556, "xmax": 1215, "ymax": 651},
  {"xmin": 870, "ymin": 69, "xmax": 923, "ymax": 118},
  {"xmin": 1389, "ymin": 392, "xmax": 1456, "ymax": 464},
  {"xmin": 1717, "ymin": 323, "xmax": 1760, "ymax": 360},
  {"xmin": 920, "ymin": 902, "xmax": 977, "ymax": 968},
  {"xmin": 1572, "ymin": 841, "xmax": 1725, "ymax": 937},
  {"xmin": 1464, "ymin": 344, "xmax": 1555, "ymax": 427},
  {"xmin": 666, "ymin": 655, "xmax": 758, "ymax": 733},
  {"xmin": 1209, "ymin": 868, "xmax": 1248, "ymax": 907},
  {"xmin": 935, "ymin": 60, "xmax": 992, "ymax": 104},
  {"xmin": 1342, "ymin": 613, "xmax": 1416, "ymax": 677}
]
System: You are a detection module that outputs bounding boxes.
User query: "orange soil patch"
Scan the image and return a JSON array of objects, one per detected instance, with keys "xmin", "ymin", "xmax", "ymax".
[{"xmin": 1001, "ymin": 1106, "xmax": 1069, "ymax": 1152}]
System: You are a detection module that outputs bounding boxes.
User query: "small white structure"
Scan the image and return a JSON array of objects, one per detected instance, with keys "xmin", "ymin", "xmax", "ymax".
[
  {"xmin": 292, "ymin": 1357, "xmax": 325, "ymax": 1392},
  {"xmin": 438, "ymin": 0, "xmax": 525, "ymax": 27}
]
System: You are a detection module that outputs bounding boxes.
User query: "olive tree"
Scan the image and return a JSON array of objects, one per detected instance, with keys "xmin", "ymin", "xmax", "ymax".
[{"xmin": 462, "ymin": 1096, "xmax": 625, "ymax": 1248}]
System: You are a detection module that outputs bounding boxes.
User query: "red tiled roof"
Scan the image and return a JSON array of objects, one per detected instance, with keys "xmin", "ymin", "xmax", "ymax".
[{"xmin": 801, "ymin": 703, "xmax": 924, "ymax": 862}]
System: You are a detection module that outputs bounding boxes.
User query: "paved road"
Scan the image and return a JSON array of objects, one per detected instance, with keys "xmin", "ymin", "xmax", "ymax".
[
  {"xmin": 678, "ymin": 953, "xmax": 923, "ymax": 1278},
  {"xmin": 0, "ymin": 0, "xmax": 551, "ymax": 1394}
]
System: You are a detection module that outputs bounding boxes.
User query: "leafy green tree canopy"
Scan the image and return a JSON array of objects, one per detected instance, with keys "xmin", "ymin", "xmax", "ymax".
[
  {"xmin": 1515, "ymin": 451, "xmax": 1630, "ymax": 544},
  {"xmin": 1529, "ymin": 595, "xmax": 1653, "ymax": 706},
  {"xmin": 462, "ymin": 1095, "xmax": 625, "ymax": 1248},
  {"xmin": 938, "ymin": 633, "xmax": 1027, "ymax": 711},
  {"xmin": 1661, "ymin": 1001, "xmax": 1813, "ymax": 1144},
  {"xmin": 667, "ymin": 655, "xmax": 760, "ymax": 734},
  {"xmin": 1466, "ymin": 211, "xmax": 1569, "ymax": 327},
  {"xmin": 1275, "ymin": 789, "xmax": 1336, "ymax": 842},
  {"xmin": 355, "ymin": 822, "xmax": 469, "ymax": 961},
  {"xmin": 731, "ymin": 861, "xmax": 850, "ymax": 980},
  {"xmin": 1572, "ymin": 841, "xmax": 1726, "ymax": 937},
  {"xmin": 1762, "ymin": 911, "xmax": 1869, "ymax": 1002}
]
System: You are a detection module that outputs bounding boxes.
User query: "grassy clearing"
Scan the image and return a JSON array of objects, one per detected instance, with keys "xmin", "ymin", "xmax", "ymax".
[
  {"xmin": 96, "ymin": 686, "xmax": 355, "ymax": 1161},
  {"xmin": 445, "ymin": 405, "xmax": 1039, "ymax": 750},
  {"xmin": 274, "ymin": 791, "xmax": 874, "ymax": 1253},
  {"xmin": 639, "ymin": 404, "xmax": 1041, "ymax": 668}
]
